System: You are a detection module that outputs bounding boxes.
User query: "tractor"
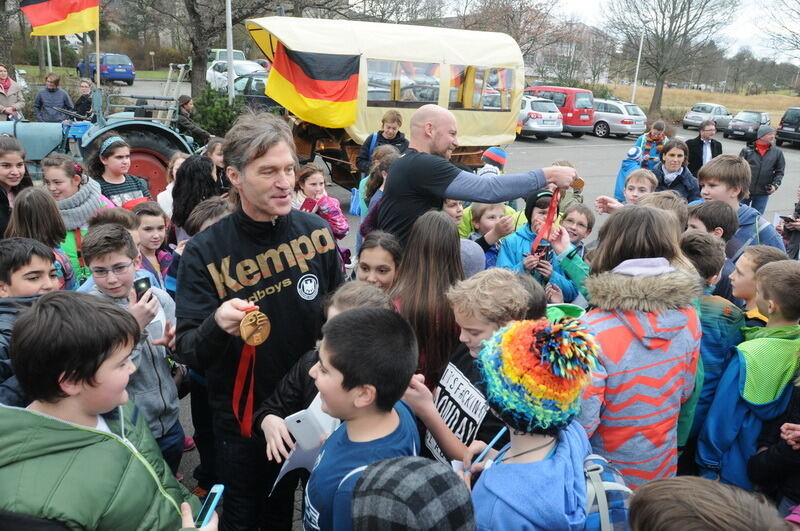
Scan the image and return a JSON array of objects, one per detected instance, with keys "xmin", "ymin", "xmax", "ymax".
[{"xmin": 0, "ymin": 73, "xmax": 196, "ymax": 197}]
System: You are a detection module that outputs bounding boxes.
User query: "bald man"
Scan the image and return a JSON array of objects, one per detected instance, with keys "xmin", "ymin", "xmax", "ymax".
[{"xmin": 377, "ymin": 104, "xmax": 578, "ymax": 243}]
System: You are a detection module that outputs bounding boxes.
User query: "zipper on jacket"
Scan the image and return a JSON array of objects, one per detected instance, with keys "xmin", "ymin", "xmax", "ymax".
[{"xmin": 148, "ymin": 342, "xmax": 167, "ymax": 436}]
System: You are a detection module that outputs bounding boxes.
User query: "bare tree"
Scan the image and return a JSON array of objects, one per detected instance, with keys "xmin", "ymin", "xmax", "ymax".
[
  {"xmin": 474, "ymin": 0, "xmax": 566, "ymax": 60},
  {"xmin": 605, "ymin": 0, "xmax": 737, "ymax": 114},
  {"xmin": 0, "ymin": 0, "xmax": 18, "ymax": 77},
  {"xmin": 584, "ymin": 28, "xmax": 617, "ymax": 84},
  {"xmin": 766, "ymin": 0, "xmax": 800, "ymax": 57}
]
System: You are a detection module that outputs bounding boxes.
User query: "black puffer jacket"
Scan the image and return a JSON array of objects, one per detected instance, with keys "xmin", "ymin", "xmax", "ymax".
[
  {"xmin": 0, "ymin": 296, "xmax": 37, "ymax": 407},
  {"xmin": 355, "ymin": 131, "xmax": 409, "ymax": 174},
  {"xmin": 253, "ymin": 349, "xmax": 318, "ymax": 437},
  {"xmin": 740, "ymin": 143, "xmax": 785, "ymax": 195}
]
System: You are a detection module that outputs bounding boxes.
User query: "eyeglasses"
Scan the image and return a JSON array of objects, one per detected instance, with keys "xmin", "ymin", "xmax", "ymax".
[{"xmin": 91, "ymin": 262, "xmax": 134, "ymax": 278}]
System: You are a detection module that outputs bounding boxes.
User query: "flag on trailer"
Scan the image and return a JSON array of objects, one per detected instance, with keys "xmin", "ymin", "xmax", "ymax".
[
  {"xmin": 20, "ymin": 0, "xmax": 99, "ymax": 36},
  {"xmin": 267, "ymin": 42, "xmax": 360, "ymax": 128}
]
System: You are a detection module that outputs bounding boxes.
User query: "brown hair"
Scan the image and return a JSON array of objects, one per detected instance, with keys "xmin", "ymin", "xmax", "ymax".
[
  {"xmin": 757, "ymin": 261, "xmax": 800, "ymax": 322},
  {"xmin": 650, "ymin": 120, "xmax": 666, "ymax": 132},
  {"xmin": 515, "ymin": 274, "xmax": 547, "ymax": 319},
  {"xmin": 688, "ymin": 201, "xmax": 739, "ymax": 242},
  {"xmin": 165, "ymin": 151, "xmax": 190, "ymax": 185},
  {"xmin": 223, "ymin": 112, "xmax": 296, "ymax": 172},
  {"xmin": 659, "ymin": 139, "xmax": 689, "ymax": 166},
  {"xmin": 381, "ymin": 110, "xmax": 402, "ymax": 125},
  {"xmin": 0, "ymin": 136, "xmax": 32, "ymax": 195},
  {"xmin": 743, "ymin": 245, "xmax": 790, "ymax": 272},
  {"xmin": 629, "ymin": 476, "xmax": 788, "ymax": 531},
  {"xmin": 326, "ymin": 280, "xmax": 394, "ymax": 315},
  {"xmin": 42, "ymin": 153, "xmax": 83, "ymax": 182},
  {"xmin": 205, "ymin": 137, "xmax": 225, "ymax": 164},
  {"xmin": 87, "ymin": 207, "xmax": 138, "ymax": 231},
  {"xmin": 82, "ymin": 223, "xmax": 138, "ymax": 265},
  {"xmin": 696, "ymin": 154, "xmax": 751, "ymax": 201},
  {"xmin": 470, "ymin": 202, "xmax": 505, "ymax": 224},
  {"xmin": 45, "ymin": 73, "xmax": 60, "ymax": 85},
  {"xmin": 637, "ymin": 191, "xmax": 689, "ymax": 231},
  {"xmin": 131, "ymin": 201, "xmax": 167, "ymax": 222},
  {"xmin": 591, "ymin": 205, "xmax": 681, "ymax": 274},
  {"xmin": 357, "ymin": 231, "xmax": 402, "ymax": 270},
  {"xmin": 295, "ymin": 163, "xmax": 324, "ymax": 192},
  {"xmin": 680, "ymin": 230, "xmax": 726, "ymax": 282},
  {"xmin": 391, "ymin": 211, "xmax": 463, "ymax": 384},
  {"xmin": 447, "ymin": 268, "xmax": 530, "ymax": 325},
  {"xmin": 366, "ymin": 146, "xmax": 401, "ymax": 203},
  {"xmin": 563, "ymin": 203, "xmax": 595, "ymax": 232},
  {"xmin": 4, "ymin": 187, "xmax": 66, "ymax": 248},
  {"xmin": 624, "ymin": 169, "xmax": 658, "ymax": 191},
  {"xmin": 551, "ymin": 160, "xmax": 575, "ymax": 168},
  {"xmin": 184, "ymin": 196, "xmax": 233, "ymax": 236}
]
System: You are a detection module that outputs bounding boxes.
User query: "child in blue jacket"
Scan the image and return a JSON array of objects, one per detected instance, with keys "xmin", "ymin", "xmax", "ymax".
[
  {"xmin": 697, "ymin": 260, "xmax": 800, "ymax": 489},
  {"xmin": 496, "ymin": 189, "xmax": 578, "ymax": 302}
]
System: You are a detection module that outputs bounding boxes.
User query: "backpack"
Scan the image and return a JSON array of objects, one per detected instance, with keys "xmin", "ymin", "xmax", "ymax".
[
  {"xmin": 584, "ymin": 454, "xmax": 632, "ymax": 531},
  {"xmin": 349, "ymin": 132, "xmax": 381, "ymax": 217}
]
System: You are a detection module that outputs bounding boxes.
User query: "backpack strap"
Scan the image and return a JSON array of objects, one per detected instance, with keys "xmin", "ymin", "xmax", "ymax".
[
  {"xmin": 368, "ymin": 132, "xmax": 379, "ymax": 160},
  {"xmin": 585, "ymin": 455, "xmax": 612, "ymax": 531}
]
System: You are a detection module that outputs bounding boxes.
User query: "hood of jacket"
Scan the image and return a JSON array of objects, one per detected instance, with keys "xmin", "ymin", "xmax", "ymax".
[
  {"xmin": 472, "ymin": 420, "xmax": 589, "ymax": 530},
  {"xmin": 737, "ymin": 203, "xmax": 760, "ymax": 227},
  {"xmin": 0, "ymin": 296, "xmax": 38, "ymax": 354},
  {"xmin": 586, "ymin": 263, "xmax": 700, "ymax": 314}
]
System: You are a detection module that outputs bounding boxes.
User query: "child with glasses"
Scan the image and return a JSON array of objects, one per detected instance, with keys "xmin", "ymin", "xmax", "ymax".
[{"xmin": 81, "ymin": 223, "xmax": 184, "ymax": 476}]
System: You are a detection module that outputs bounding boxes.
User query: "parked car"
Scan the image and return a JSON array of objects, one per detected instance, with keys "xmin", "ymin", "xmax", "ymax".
[
  {"xmin": 231, "ymin": 71, "xmax": 280, "ymax": 111},
  {"xmin": 14, "ymin": 68, "xmax": 27, "ymax": 91},
  {"xmin": 207, "ymin": 49, "xmax": 246, "ymax": 63},
  {"xmin": 76, "ymin": 53, "xmax": 136, "ymax": 85},
  {"xmin": 206, "ymin": 60, "xmax": 264, "ymax": 90},
  {"xmin": 682, "ymin": 102, "xmax": 733, "ymax": 130},
  {"xmin": 723, "ymin": 110, "xmax": 770, "ymax": 141},
  {"xmin": 592, "ymin": 98, "xmax": 646, "ymax": 138},
  {"xmin": 517, "ymin": 95, "xmax": 562, "ymax": 139},
  {"xmin": 524, "ymin": 85, "xmax": 593, "ymax": 137},
  {"xmin": 776, "ymin": 107, "xmax": 800, "ymax": 146}
]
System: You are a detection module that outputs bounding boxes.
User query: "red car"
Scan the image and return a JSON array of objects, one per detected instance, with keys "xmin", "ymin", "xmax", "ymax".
[{"xmin": 524, "ymin": 85, "xmax": 594, "ymax": 138}]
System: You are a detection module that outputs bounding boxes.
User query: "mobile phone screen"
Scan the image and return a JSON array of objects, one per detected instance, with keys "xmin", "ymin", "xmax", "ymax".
[
  {"xmin": 195, "ymin": 485, "xmax": 224, "ymax": 526},
  {"xmin": 133, "ymin": 277, "xmax": 151, "ymax": 301}
]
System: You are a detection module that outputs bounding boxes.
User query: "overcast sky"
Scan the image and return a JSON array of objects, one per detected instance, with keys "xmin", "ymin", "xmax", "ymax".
[{"xmin": 559, "ymin": 0, "xmax": 795, "ymax": 64}]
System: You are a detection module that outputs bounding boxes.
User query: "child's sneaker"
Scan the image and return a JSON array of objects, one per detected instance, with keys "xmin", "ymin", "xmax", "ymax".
[{"xmin": 183, "ymin": 436, "xmax": 196, "ymax": 452}]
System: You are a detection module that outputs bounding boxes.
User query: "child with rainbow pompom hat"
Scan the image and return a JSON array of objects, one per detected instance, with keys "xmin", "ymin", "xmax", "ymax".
[{"xmin": 462, "ymin": 318, "xmax": 599, "ymax": 531}]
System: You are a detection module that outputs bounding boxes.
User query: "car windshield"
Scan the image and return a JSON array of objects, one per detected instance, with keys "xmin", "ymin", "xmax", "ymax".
[
  {"xmin": 574, "ymin": 92, "xmax": 593, "ymax": 109},
  {"xmin": 107, "ymin": 55, "xmax": 131, "ymax": 66},
  {"xmin": 233, "ymin": 63, "xmax": 261, "ymax": 76},
  {"xmin": 691, "ymin": 104, "xmax": 713, "ymax": 113},
  {"xmin": 783, "ymin": 109, "xmax": 800, "ymax": 123},
  {"xmin": 233, "ymin": 76, "xmax": 249, "ymax": 94},
  {"xmin": 735, "ymin": 111, "xmax": 761, "ymax": 122},
  {"xmin": 532, "ymin": 101, "xmax": 558, "ymax": 113},
  {"xmin": 625, "ymin": 105, "xmax": 645, "ymax": 116}
]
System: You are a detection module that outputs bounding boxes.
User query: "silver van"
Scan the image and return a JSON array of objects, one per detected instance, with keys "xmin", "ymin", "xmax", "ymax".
[{"xmin": 592, "ymin": 99, "xmax": 647, "ymax": 138}]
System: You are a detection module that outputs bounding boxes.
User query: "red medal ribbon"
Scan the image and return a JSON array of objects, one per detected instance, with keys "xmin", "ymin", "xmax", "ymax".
[
  {"xmin": 530, "ymin": 188, "xmax": 560, "ymax": 255},
  {"xmin": 231, "ymin": 343, "xmax": 257, "ymax": 438}
]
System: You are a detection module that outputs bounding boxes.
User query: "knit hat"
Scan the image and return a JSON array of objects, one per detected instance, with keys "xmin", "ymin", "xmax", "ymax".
[
  {"xmin": 524, "ymin": 188, "xmax": 553, "ymax": 222},
  {"xmin": 626, "ymin": 146, "xmax": 643, "ymax": 161},
  {"xmin": 481, "ymin": 147, "xmax": 507, "ymax": 169},
  {"xmin": 476, "ymin": 319, "xmax": 598, "ymax": 433},
  {"xmin": 352, "ymin": 457, "xmax": 475, "ymax": 530},
  {"xmin": 177, "ymin": 95, "xmax": 192, "ymax": 107},
  {"xmin": 460, "ymin": 238, "xmax": 486, "ymax": 278},
  {"xmin": 757, "ymin": 124, "xmax": 775, "ymax": 140}
]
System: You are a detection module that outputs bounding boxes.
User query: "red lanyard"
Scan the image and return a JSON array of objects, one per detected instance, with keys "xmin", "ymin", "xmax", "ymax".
[
  {"xmin": 530, "ymin": 188, "xmax": 560, "ymax": 254},
  {"xmin": 231, "ymin": 344, "xmax": 257, "ymax": 438}
]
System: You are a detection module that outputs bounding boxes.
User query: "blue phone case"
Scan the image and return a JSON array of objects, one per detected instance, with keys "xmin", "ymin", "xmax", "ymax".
[{"xmin": 196, "ymin": 484, "xmax": 224, "ymax": 527}]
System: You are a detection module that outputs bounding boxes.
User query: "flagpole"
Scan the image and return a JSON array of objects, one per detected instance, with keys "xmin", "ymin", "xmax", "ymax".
[
  {"xmin": 46, "ymin": 36, "xmax": 52, "ymax": 71},
  {"xmin": 95, "ymin": 27, "xmax": 100, "ymax": 86}
]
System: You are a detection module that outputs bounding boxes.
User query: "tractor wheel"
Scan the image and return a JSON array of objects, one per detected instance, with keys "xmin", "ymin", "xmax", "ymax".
[{"xmin": 85, "ymin": 129, "xmax": 179, "ymax": 197}]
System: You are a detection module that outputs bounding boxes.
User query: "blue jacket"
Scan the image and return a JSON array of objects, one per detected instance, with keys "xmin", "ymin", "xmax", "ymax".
[
  {"xmin": 696, "ymin": 326, "xmax": 800, "ymax": 489},
  {"xmin": 726, "ymin": 204, "xmax": 785, "ymax": 261},
  {"xmin": 613, "ymin": 158, "xmax": 643, "ymax": 202},
  {"xmin": 496, "ymin": 224, "xmax": 578, "ymax": 302},
  {"xmin": 33, "ymin": 87, "xmax": 73, "ymax": 123},
  {"xmin": 471, "ymin": 420, "xmax": 590, "ymax": 530},
  {"xmin": 689, "ymin": 295, "xmax": 745, "ymax": 440},
  {"xmin": 653, "ymin": 164, "xmax": 701, "ymax": 202}
]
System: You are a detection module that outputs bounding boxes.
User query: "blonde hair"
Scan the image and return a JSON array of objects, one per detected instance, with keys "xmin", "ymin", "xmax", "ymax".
[
  {"xmin": 166, "ymin": 152, "xmax": 190, "ymax": 185},
  {"xmin": 637, "ymin": 191, "xmax": 688, "ymax": 231},
  {"xmin": 470, "ymin": 202, "xmax": 505, "ymax": 224},
  {"xmin": 625, "ymin": 169, "xmax": 658, "ymax": 192},
  {"xmin": 381, "ymin": 110, "xmax": 402, "ymax": 126},
  {"xmin": 447, "ymin": 268, "xmax": 530, "ymax": 325}
]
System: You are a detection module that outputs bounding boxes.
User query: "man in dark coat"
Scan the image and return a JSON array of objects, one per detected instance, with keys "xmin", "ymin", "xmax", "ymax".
[
  {"xmin": 740, "ymin": 125, "xmax": 785, "ymax": 215},
  {"xmin": 176, "ymin": 95, "xmax": 211, "ymax": 145},
  {"xmin": 687, "ymin": 120, "xmax": 722, "ymax": 176}
]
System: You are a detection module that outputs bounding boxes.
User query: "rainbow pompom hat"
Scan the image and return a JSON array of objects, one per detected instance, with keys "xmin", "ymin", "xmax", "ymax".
[{"xmin": 476, "ymin": 318, "xmax": 599, "ymax": 433}]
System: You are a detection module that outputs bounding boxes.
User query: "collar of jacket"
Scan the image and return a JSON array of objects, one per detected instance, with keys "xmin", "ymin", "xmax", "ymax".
[{"xmin": 585, "ymin": 266, "xmax": 701, "ymax": 312}]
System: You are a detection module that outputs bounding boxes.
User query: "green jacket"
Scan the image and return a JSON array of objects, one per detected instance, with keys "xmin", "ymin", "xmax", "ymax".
[
  {"xmin": 0, "ymin": 402, "xmax": 199, "ymax": 530},
  {"xmin": 556, "ymin": 246, "xmax": 590, "ymax": 297}
]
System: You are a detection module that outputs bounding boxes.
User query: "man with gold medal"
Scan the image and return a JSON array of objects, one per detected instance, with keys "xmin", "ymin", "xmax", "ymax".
[{"xmin": 176, "ymin": 113, "xmax": 343, "ymax": 531}]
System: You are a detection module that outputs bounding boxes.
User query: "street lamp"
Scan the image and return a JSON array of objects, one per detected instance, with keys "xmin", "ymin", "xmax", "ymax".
[
  {"xmin": 149, "ymin": 51, "xmax": 155, "ymax": 71},
  {"xmin": 631, "ymin": 29, "xmax": 645, "ymax": 105}
]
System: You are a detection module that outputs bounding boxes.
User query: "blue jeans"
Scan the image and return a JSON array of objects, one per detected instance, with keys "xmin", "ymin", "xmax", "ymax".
[
  {"xmin": 742, "ymin": 194, "xmax": 770, "ymax": 215},
  {"xmin": 216, "ymin": 436, "xmax": 303, "ymax": 531},
  {"xmin": 156, "ymin": 420, "xmax": 185, "ymax": 476}
]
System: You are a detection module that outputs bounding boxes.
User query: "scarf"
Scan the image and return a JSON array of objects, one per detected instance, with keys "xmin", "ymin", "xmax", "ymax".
[
  {"xmin": 0, "ymin": 77, "xmax": 10, "ymax": 93},
  {"xmin": 663, "ymin": 168, "xmax": 681, "ymax": 185},
  {"xmin": 641, "ymin": 134, "xmax": 665, "ymax": 167},
  {"xmin": 58, "ymin": 178, "xmax": 106, "ymax": 230}
]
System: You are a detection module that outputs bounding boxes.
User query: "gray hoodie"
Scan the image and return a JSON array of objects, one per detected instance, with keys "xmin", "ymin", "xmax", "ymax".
[
  {"xmin": 88, "ymin": 285, "xmax": 179, "ymax": 439},
  {"xmin": 33, "ymin": 87, "xmax": 73, "ymax": 123}
]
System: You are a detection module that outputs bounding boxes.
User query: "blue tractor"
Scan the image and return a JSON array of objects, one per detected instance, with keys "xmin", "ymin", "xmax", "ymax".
[{"xmin": 0, "ymin": 89, "xmax": 196, "ymax": 196}]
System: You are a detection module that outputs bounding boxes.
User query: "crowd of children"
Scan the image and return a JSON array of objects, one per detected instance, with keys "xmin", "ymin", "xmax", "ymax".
[{"xmin": 1, "ymin": 103, "xmax": 800, "ymax": 531}]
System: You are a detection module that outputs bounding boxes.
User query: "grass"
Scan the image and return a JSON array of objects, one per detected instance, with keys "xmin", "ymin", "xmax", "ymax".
[
  {"xmin": 606, "ymin": 83, "xmax": 800, "ymax": 122},
  {"xmin": 16, "ymin": 64, "xmax": 170, "ymax": 82}
]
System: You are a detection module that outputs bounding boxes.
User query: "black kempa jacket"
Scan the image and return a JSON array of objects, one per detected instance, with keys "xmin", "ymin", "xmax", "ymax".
[{"xmin": 175, "ymin": 208, "xmax": 343, "ymax": 440}]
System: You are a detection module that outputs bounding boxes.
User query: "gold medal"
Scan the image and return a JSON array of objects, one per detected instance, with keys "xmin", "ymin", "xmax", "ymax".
[{"xmin": 239, "ymin": 310, "xmax": 271, "ymax": 346}]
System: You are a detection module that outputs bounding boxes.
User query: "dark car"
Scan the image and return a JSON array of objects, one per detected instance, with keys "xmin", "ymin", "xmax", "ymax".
[
  {"xmin": 231, "ymin": 71, "xmax": 280, "ymax": 111},
  {"xmin": 776, "ymin": 107, "xmax": 800, "ymax": 147},
  {"xmin": 724, "ymin": 110, "xmax": 770, "ymax": 141},
  {"xmin": 76, "ymin": 53, "xmax": 135, "ymax": 85}
]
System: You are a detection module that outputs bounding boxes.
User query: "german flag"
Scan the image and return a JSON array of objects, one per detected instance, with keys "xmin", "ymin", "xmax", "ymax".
[
  {"xmin": 21, "ymin": 0, "xmax": 99, "ymax": 36},
  {"xmin": 267, "ymin": 43, "xmax": 359, "ymax": 128}
]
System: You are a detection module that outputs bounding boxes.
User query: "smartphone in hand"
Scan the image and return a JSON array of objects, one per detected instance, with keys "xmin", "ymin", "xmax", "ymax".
[
  {"xmin": 195, "ymin": 484, "xmax": 224, "ymax": 527},
  {"xmin": 300, "ymin": 197, "xmax": 318, "ymax": 212},
  {"xmin": 133, "ymin": 277, "xmax": 152, "ymax": 301}
]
